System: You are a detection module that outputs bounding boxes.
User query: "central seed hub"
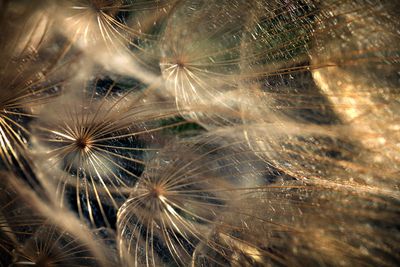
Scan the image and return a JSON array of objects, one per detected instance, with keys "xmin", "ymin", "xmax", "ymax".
[
  {"xmin": 35, "ymin": 255, "xmax": 55, "ymax": 267},
  {"xmin": 150, "ymin": 186, "xmax": 164, "ymax": 198},
  {"xmin": 75, "ymin": 137, "xmax": 91, "ymax": 151}
]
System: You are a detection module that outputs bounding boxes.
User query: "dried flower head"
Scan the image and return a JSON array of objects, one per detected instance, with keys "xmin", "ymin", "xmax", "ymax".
[
  {"xmin": 32, "ymin": 77, "xmax": 186, "ymax": 226},
  {"xmin": 117, "ymin": 135, "xmax": 274, "ymax": 266},
  {"xmin": 55, "ymin": 0, "xmax": 181, "ymax": 74},
  {"xmin": 0, "ymin": 172, "xmax": 115, "ymax": 267},
  {"xmin": 0, "ymin": 0, "xmax": 73, "ymax": 181},
  {"xmin": 0, "ymin": 173, "xmax": 44, "ymax": 266},
  {"xmin": 1, "ymin": 1, "xmax": 399, "ymax": 266}
]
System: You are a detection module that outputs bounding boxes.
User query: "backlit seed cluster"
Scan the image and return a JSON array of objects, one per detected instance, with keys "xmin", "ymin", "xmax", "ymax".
[{"xmin": 0, "ymin": 0, "xmax": 399, "ymax": 266}]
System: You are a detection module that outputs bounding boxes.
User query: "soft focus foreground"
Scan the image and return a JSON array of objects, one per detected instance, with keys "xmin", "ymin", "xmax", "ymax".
[{"xmin": 0, "ymin": 0, "xmax": 399, "ymax": 266}]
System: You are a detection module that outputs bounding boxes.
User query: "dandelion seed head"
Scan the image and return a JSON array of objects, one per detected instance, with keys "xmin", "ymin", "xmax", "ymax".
[
  {"xmin": 0, "ymin": 1, "xmax": 71, "ymax": 180},
  {"xmin": 0, "ymin": 173, "xmax": 116, "ymax": 267},
  {"xmin": 61, "ymin": 0, "xmax": 124, "ymax": 46},
  {"xmin": 2, "ymin": 0, "xmax": 399, "ymax": 266},
  {"xmin": 31, "ymin": 77, "xmax": 184, "ymax": 226}
]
